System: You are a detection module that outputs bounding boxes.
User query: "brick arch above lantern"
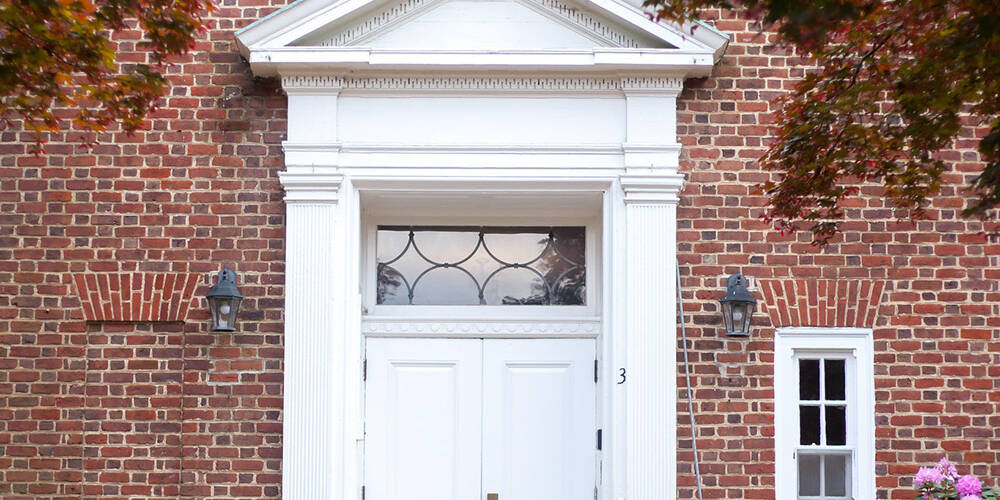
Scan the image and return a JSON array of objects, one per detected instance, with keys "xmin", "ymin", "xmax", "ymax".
[
  {"xmin": 758, "ymin": 279, "xmax": 886, "ymax": 329},
  {"xmin": 72, "ymin": 272, "xmax": 201, "ymax": 323}
]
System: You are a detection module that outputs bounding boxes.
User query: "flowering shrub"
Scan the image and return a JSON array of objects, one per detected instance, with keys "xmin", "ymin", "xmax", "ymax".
[{"xmin": 913, "ymin": 457, "xmax": 999, "ymax": 500}]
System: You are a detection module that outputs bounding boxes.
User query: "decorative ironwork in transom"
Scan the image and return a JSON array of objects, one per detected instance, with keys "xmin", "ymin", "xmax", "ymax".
[{"xmin": 376, "ymin": 226, "xmax": 585, "ymax": 305}]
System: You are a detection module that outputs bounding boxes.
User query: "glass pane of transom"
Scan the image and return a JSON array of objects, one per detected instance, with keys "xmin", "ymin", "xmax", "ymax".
[{"xmin": 376, "ymin": 226, "xmax": 585, "ymax": 305}]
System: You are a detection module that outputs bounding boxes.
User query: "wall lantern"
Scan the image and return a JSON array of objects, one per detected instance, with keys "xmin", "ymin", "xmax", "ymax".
[
  {"xmin": 206, "ymin": 266, "xmax": 243, "ymax": 332},
  {"xmin": 720, "ymin": 273, "xmax": 756, "ymax": 337}
]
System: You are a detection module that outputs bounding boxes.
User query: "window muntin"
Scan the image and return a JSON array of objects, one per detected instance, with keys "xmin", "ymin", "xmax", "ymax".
[
  {"xmin": 376, "ymin": 226, "xmax": 585, "ymax": 306},
  {"xmin": 794, "ymin": 354, "xmax": 853, "ymax": 500}
]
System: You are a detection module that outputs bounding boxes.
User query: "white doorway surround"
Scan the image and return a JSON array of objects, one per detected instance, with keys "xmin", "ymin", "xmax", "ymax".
[{"xmin": 235, "ymin": 0, "xmax": 728, "ymax": 498}]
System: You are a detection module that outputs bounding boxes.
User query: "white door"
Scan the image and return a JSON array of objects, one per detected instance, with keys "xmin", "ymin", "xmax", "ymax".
[
  {"xmin": 482, "ymin": 339, "xmax": 596, "ymax": 500},
  {"xmin": 364, "ymin": 338, "xmax": 596, "ymax": 500},
  {"xmin": 364, "ymin": 338, "xmax": 483, "ymax": 500}
]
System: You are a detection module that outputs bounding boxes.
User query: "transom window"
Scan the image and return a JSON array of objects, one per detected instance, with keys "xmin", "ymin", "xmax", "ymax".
[{"xmin": 376, "ymin": 226, "xmax": 585, "ymax": 306}]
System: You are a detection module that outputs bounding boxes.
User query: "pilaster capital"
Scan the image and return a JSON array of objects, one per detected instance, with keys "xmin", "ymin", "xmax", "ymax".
[
  {"xmin": 619, "ymin": 172, "xmax": 685, "ymax": 204},
  {"xmin": 279, "ymin": 170, "xmax": 345, "ymax": 203}
]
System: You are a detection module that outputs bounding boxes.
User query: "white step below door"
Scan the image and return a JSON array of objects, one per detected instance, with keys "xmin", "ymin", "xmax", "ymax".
[{"xmin": 364, "ymin": 338, "xmax": 596, "ymax": 500}]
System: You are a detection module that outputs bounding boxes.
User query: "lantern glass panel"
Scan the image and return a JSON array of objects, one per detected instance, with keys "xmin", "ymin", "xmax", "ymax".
[
  {"xmin": 722, "ymin": 302, "xmax": 734, "ymax": 333},
  {"xmin": 209, "ymin": 296, "xmax": 242, "ymax": 331},
  {"xmin": 740, "ymin": 302, "xmax": 755, "ymax": 335}
]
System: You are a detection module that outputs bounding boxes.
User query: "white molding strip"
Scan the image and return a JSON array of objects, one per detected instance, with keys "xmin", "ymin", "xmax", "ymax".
[{"xmin": 362, "ymin": 317, "xmax": 602, "ymax": 337}]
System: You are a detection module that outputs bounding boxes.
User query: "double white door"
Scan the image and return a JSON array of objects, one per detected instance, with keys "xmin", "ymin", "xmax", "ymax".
[{"xmin": 364, "ymin": 338, "xmax": 596, "ymax": 500}]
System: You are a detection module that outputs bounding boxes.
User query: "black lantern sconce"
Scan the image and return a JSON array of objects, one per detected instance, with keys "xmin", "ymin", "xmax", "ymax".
[
  {"xmin": 719, "ymin": 273, "xmax": 756, "ymax": 337},
  {"xmin": 206, "ymin": 266, "xmax": 243, "ymax": 332}
]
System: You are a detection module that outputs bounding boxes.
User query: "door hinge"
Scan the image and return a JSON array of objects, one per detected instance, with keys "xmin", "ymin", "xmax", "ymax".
[
  {"xmin": 363, "ymin": 359, "xmax": 367, "ymax": 382},
  {"xmin": 594, "ymin": 359, "xmax": 598, "ymax": 383},
  {"xmin": 596, "ymin": 429, "xmax": 602, "ymax": 450}
]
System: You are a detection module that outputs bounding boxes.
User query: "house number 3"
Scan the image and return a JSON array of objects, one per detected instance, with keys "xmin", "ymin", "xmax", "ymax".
[{"xmin": 617, "ymin": 368, "xmax": 626, "ymax": 384}]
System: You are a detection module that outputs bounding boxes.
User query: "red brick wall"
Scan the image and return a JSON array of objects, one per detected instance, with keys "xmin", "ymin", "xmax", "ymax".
[
  {"xmin": 0, "ymin": 2, "xmax": 287, "ymax": 497},
  {"xmin": 675, "ymin": 7, "xmax": 1000, "ymax": 500},
  {"xmin": 0, "ymin": 3, "xmax": 998, "ymax": 499}
]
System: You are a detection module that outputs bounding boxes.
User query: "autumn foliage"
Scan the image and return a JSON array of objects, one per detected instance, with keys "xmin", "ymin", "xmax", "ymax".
[
  {"xmin": 644, "ymin": 0, "xmax": 1000, "ymax": 242},
  {"xmin": 0, "ymin": 0, "xmax": 214, "ymax": 152}
]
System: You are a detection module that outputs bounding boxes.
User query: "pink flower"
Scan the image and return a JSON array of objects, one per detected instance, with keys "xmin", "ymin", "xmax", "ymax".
[
  {"xmin": 960, "ymin": 496, "xmax": 980, "ymax": 500},
  {"xmin": 915, "ymin": 466, "xmax": 944, "ymax": 487},
  {"xmin": 937, "ymin": 457, "xmax": 960, "ymax": 479},
  {"xmin": 956, "ymin": 475, "xmax": 982, "ymax": 497}
]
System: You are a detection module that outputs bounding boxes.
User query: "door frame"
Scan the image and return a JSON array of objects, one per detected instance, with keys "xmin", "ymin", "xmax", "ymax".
[
  {"xmin": 282, "ymin": 168, "xmax": 682, "ymax": 500},
  {"xmin": 278, "ymin": 74, "xmax": 685, "ymax": 500},
  {"xmin": 348, "ymin": 179, "xmax": 622, "ymax": 500}
]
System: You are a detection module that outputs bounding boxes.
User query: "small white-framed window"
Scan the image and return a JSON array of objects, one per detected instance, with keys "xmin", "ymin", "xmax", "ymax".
[{"xmin": 775, "ymin": 327, "xmax": 875, "ymax": 500}]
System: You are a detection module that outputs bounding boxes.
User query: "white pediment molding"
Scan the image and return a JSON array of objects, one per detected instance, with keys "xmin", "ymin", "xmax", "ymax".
[{"xmin": 236, "ymin": 0, "xmax": 729, "ymax": 77}]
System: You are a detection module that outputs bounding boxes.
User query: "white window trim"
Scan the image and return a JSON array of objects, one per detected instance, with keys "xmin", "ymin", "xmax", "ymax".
[{"xmin": 774, "ymin": 327, "xmax": 875, "ymax": 500}]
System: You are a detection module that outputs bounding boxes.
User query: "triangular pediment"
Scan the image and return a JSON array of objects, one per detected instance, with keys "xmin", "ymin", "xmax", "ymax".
[
  {"xmin": 235, "ymin": 0, "xmax": 729, "ymax": 76},
  {"xmin": 292, "ymin": 0, "xmax": 671, "ymax": 49}
]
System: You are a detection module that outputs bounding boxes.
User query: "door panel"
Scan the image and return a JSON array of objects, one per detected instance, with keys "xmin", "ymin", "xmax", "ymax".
[
  {"xmin": 364, "ymin": 338, "xmax": 482, "ymax": 500},
  {"xmin": 482, "ymin": 339, "xmax": 596, "ymax": 500}
]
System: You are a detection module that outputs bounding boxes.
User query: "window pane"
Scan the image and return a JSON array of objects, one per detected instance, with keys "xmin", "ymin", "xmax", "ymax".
[
  {"xmin": 376, "ymin": 226, "xmax": 585, "ymax": 305},
  {"xmin": 824, "ymin": 454, "xmax": 848, "ymax": 496},
  {"xmin": 799, "ymin": 359, "xmax": 820, "ymax": 400},
  {"xmin": 825, "ymin": 359, "xmax": 846, "ymax": 400},
  {"xmin": 411, "ymin": 267, "xmax": 481, "ymax": 305},
  {"xmin": 798, "ymin": 454, "xmax": 821, "ymax": 496},
  {"xmin": 825, "ymin": 405, "xmax": 847, "ymax": 446},
  {"xmin": 799, "ymin": 405, "xmax": 820, "ymax": 445}
]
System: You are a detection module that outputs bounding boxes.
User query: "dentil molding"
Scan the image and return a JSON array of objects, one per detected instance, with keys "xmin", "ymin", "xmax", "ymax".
[{"xmin": 280, "ymin": 75, "xmax": 686, "ymax": 92}]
